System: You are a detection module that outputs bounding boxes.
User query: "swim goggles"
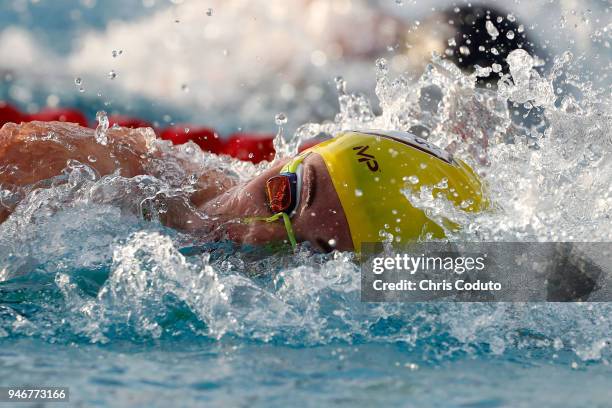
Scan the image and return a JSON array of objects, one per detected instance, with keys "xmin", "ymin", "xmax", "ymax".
[{"xmin": 243, "ymin": 153, "xmax": 309, "ymax": 249}]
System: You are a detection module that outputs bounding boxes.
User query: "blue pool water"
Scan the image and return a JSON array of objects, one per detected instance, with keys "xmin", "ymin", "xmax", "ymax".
[
  {"xmin": 2, "ymin": 337, "xmax": 611, "ymax": 407},
  {"xmin": 1, "ymin": 222, "xmax": 611, "ymax": 407}
]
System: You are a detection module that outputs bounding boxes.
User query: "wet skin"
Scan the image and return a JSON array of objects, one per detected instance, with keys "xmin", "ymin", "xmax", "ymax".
[{"xmin": 0, "ymin": 121, "xmax": 352, "ymax": 252}]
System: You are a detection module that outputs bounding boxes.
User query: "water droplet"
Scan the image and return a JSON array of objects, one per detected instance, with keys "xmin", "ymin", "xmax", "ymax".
[
  {"xmin": 448, "ymin": 38, "xmax": 457, "ymax": 47},
  {"xmin": 506, "ymin": 30, "xmax": 515, "ymax": 40},
  {"xmin": 375, "ymin": 58, "xmax": 388, "ymax": 73},
  {"xmin": 327, "ymin": 239, "xmax": 337, "ymax": 248},
  {"xmin": 74, "ymin": 77, "xmax": 82, "ymax": 86},
  {"xmin": 107, "ymin": 70, "xmax": 117, "ymax": 80},
  {"xmin": 460, "ymin": 199, "xmax": 474, "ymax": 209},
  {"xmin": 459, "ymin": 45, "xmax": 470, "ymax": 56},
  {"xmin": 181, "ymin": 84, "xmax": 189, "ymax": 92},
  {"xmin": 507, "ymin": 49, "xmax": 534, "ymax": 86},
  {"xmin": 354, "ymin": 189, "xmax": 363, "ymax": 197},
  {"xmin": 157, "ymin": 200, "xmax": 168, "ymax": 214},
  {"xmin": 475, "ymin": 65, "xmax": 492, "ymax": 77},
  {"xmin": 94, "ymin": 111, "xmax": 109, "ymax": 145},
  {"xmin": 404, "ymin": 363, "xmax": 419, "ymax": 371},
  {"xmin": 507, "ymin": 13, "xmax": 516, "ymax": 22},
  {"xmin": 485, "ymin": 20, "xmax": 499, "ymax": 39},
  {"xmin": 492, "ymin": 63, "xmax": 502, "ymax": 73},
  {"xmin": 184, "ymin": 127, "xmax": 190, "ymax": 134},
  {"xmin": 275, "ymin": 113, "xmax": 287, "ymax": 126},
  {"xmin": 206, "ymin": 8, "xmax": 213, "ymax": 16},
  {"xmin": 87, "ymin": 155, "xmax": 97, "ymax": 163},
  {"xmin": 517, "ymin": 24, "xmax": 525, "ymax": 33},
  {"xmin": 407, "ymin": 175, "xmax": 419, "ymax": 185},
  {"xmin": 111, "ymin": 49, "xmax": 123, "ymax": 58},
  {"xmin": 395, "ymin": 0, "xmax": 403, "ymax": 5},
  {"xmin": 334, "ymin": 76, "xmax": 347, "ymax": 94}
]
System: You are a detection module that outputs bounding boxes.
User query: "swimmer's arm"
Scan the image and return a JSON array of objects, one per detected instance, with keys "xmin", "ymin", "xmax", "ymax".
[
  {"xmin": 0, "ymin": 121, "xmax": 234, "ymax": 225},
  {"xmin": 0, "ymin": 121, "xmax": 150, "ymax": 186}
]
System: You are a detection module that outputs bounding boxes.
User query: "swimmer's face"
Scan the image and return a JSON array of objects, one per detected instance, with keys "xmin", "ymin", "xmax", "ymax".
[{"xmin": 201, "ymin": 153, "xmax": 353, "ymax": 252}]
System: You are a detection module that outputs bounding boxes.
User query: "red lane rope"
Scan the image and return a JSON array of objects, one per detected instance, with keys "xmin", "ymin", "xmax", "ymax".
[{"xmin": 0, "ymin": 102, "xmax": 286, "ymax": 163}]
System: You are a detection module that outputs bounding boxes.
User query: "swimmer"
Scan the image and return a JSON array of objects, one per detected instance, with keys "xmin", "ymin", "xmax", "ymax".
[{"xmin": 0, "ymin": 121, "xmax": 485, "ymax": 252}]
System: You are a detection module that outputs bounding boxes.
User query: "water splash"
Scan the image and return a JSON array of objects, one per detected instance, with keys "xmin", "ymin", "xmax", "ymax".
[
  {"xmin": 94, "ymin": 110, "xmax": 109, "ymax": 145},
  {"xmin": 1, "ymin": 50, "xmax": 611, "ymax": 365}
]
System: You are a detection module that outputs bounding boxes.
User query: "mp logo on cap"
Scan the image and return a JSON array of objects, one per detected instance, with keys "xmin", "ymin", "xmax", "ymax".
[{"xmin": 353, "ymin": 145, "xmax": 379, "ymax": 172}]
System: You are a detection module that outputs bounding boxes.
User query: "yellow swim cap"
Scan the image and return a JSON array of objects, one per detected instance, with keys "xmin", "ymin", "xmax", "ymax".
[{"xmin": 305, "ymin": 130, "xmax": 485, "ymax": 251}]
